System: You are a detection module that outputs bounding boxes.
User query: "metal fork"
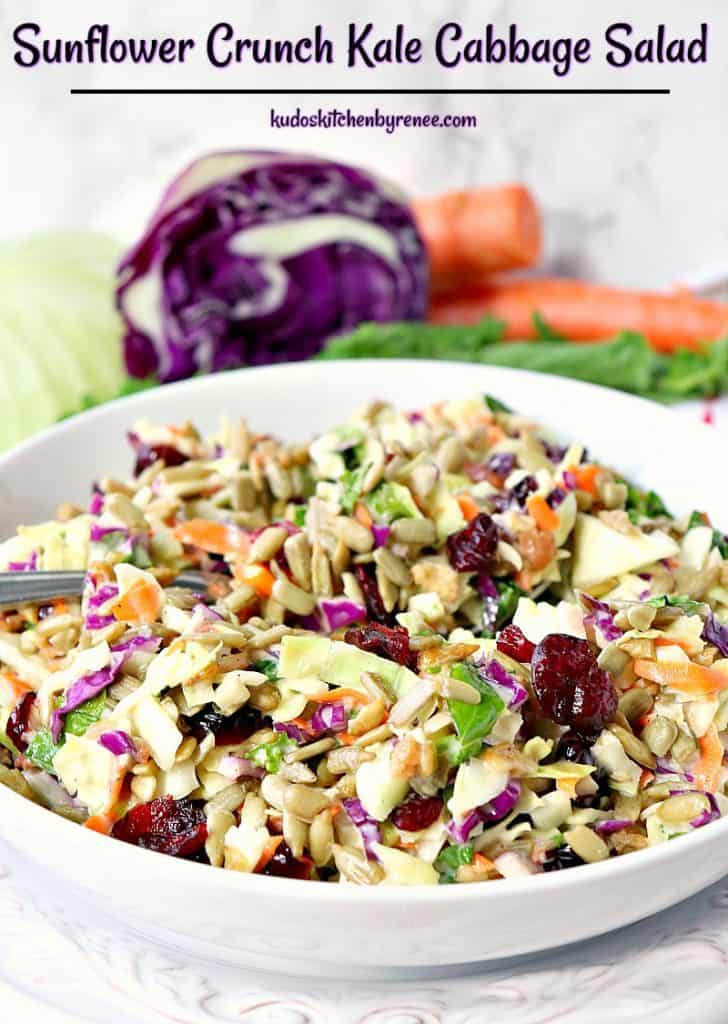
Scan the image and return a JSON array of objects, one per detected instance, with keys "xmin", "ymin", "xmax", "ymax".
[{"xmin": 0, "ymin": 570, "xmax": 210, "ymax": 608}]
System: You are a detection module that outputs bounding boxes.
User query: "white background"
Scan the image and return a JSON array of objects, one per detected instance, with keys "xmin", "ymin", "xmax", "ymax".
[{"xmin": 1, "ymin": 0, "xmax": 726, "ymax": 288}]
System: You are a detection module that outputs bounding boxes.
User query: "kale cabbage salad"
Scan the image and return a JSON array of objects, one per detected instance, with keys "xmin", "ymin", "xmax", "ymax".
[{"xmin": 1, "ymin": 394, "xmax": 727, "ymax": 886}]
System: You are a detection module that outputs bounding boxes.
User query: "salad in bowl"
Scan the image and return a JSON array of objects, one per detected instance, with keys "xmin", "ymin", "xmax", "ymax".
[{"xmin": 1, "ymin": 391, "xmax": 727, "ymax": 887}]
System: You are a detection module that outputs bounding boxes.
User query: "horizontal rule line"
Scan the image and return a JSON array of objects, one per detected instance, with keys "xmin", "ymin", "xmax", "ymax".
[{"xmin": 70, "ymin": 87, "xmax": 671, "ymax": 96}]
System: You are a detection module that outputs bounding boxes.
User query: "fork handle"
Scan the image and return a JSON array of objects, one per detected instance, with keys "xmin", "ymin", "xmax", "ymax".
[{"xmin": 0, "ymin": 570, "xmax": 208, "ymax": 608}]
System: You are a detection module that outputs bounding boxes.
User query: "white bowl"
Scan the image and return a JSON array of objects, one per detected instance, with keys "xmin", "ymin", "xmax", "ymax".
[{"xmin": 1, "ymin": 359, "xmax": 726, "ymax": 971}]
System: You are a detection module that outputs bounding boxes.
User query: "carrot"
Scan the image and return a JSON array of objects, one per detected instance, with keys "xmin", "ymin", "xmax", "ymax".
[
  {"xmin": 412, "ymin": 185, "xmax": 542, "ymax": 295},
  {"xmin": 313, "ymin": 688, "xmax": 372, "ymax": 706},
  {"xmin": 256, "ymin": 835, "xmax": 284, "ymax": 872},
  {"xmin": 354, "ymin": 502, "xmax": 373, "ymax": 529},
  {"xmin": 429, "ymin": 278, "xmax": 728, "ymax": 354},
  {"xmin": 173, "ymin": 519, "xmax": 250, "ymax": 556},
  {"xmin": 112, "ymin": 578, "xmax": 163, "ymax": 625},
  {"xmin": 0, "ymin": 671, "xmax": 33, "ymax": 704},
  {"xmin": 566, "ymin": 463, "xmax": 601, "ymax": 496},
  {"xmin": 692, "ymin": 725, "xmax": 724, "ymax": 793},
  {"xmin": 526, "ymin": 494, "xmax": 560, "ymax": 532},
  {"xmin": 85, "ymin": 814, "xmax": 114, "ymax": 835},
  {"xmin": 235, "ymin": 562, "xmax": 275, "ymax": 598},
  {"xmin": 457, "ymin": 494, "xmax": 480, "ymax": 522},
  {"xmin": 633, "ymin": 659, "xmax": 728, "ymax": 696}
]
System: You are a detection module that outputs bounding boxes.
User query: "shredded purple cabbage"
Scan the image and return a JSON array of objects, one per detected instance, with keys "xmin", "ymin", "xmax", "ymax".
[
  {"xmin": 547, "ymin": 487, "xmax": 567, "ymax": 509},
  {"xmin": 582, "ymin": 594, "xmax": 622, "ymax": 642},
  {"xmin": 487, "ymin": 452, "xmax": 516, "ymax": 478},
  {"xmin": 342, "ymin": 797, "xmax": 382, "ymax": 860},
  {"xmin": 703, "ymin": 612, "xmax": 728, "ymax": 657},
  {"xmin": 51, "ymin": 652, "xmax": 126, "ymax": 741},
  {"xmin": 310, "ymin": 701, "xmax": 347, "ymax": 734},
  {"xmin": 273, "ymin": 721, "xmax": 309, "ymax": 743},
  {"xmin": 7, "ymin": 550, "xmax": 38, "ymax": 573},
  {"xmin": 594, "ymin": 818, "xmax": 634, "ymax": 835},
  {"xmin": 446, "ymin": 780, "xmax": 521, "ymax": 843},
  {"xmin": 475, "ymin": 656, "xmax": 528, "ymax": 709},
  {"xmin": 88, "ymin": 491, "xmax": 105, "ymax": 516},
  {"xmin": 691, "ymin": 792, "xmax": 721, "ymax": 829},
  {"xmin": 372, "ymin": 524, "xmax": 391, "ymax": 548},
  {"xmin": 98, "ymin": 730, "xmax": 137, "ymax": 757},
  {"xmin": 319, "ymin": 597, "xmax": 367, "ymax": 632}
]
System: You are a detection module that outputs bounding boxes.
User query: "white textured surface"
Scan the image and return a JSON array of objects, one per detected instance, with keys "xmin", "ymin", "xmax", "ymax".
[{"xmin": 2, "ymin": 0, "xmax": 728, "ymax": 289}]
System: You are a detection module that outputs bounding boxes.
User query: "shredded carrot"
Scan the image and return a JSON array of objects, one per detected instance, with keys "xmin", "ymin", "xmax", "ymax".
[
  {"xmin": 354, "ymin": 502, "xmax": 373, "ymax": 529},
  {"xmin": 112, "ymin": 579, "xmax": 163, "ymax": 626},
  {"xmin": 174, "ymin": 519, "xmax": 250, "ymax": 556},
  {"xmin": 256, "ymin": 835, "xmax": 284, "ymax": 871},
  {"xmin": 693, "ymin": 725, "xmax": 724, "ymax": 793},
  {"xmin": 336, "ymin": 731, "xmax": 356, "ymax": 746},
  {"xmin": 329, "ymin": 804, "xmax": 342, "ymax": 818},
  {"xmin": 84, "ymin": 814, "xmax": 114, "ymax": 835},
  {"xmin": 526, "ymin": 493, "xmax": 560, "ymax": 532},
  {"xmin": 235, "ymin": 562, "xmax": 275, "ymax": 598},
  {"xmin": 52, "ymin": 598, "xmax": 69, "ymax": 616},
  {"xmin": 566, "ymin": 463, "xmax": 600, "ymax": 496},
  {"xmin": 457, "ymin": 494, "xmax": 480, "ymax": 522},
  {"xmin": 515, "ymin": 569, "xmax": 532, "ymax": 592},
  {"xmin": 0, "ymin": 671, "xmax": 33, "ymax": 703},
  {"xmin": 487, "ymin": 425, "xmax": 505, "ymax": 445},
  {"xmin": 312, "ymin": 688, "xmax": 371, "ymax": 706},
  {"xmin": 633, "ymin": 658, "xmax": 728, "ymax": 696},
  {"xmin": 639, "ymin": 769, "xmax": 655, "ymax": 789},
  {"xmin": 654, "ymin": 636, "xmax": 693, "ymax": 652}
]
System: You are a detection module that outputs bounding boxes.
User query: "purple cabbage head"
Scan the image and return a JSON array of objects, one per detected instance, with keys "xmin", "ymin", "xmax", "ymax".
[{"xmin": 117, "ymin": 151, "xmax": 429, "ymax": 381}]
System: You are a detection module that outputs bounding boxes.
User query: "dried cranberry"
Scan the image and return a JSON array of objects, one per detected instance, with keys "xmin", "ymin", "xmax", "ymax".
[
  {"xmin": 446, "ymin": 513, "xmax": 498, "ymax": 573},
  {"xmin": 261, "ymin": 841, "xmax": 313, "ymax": 880},
  {"xmin": 531, "ymin": 634, "xmax": 617, "ymax": 738},
  {"xmin": 112, "ymin": 796, "xmax": 207, "ymax": 858},
  {"xmin": 558, "ymin": 731, "xmax": 594, "ymax": 764},
  {"xmin": 345, "ymin": 622, "xmax": 416, "ymax": 669},
  {"xmin": 391, "ymin": 795, "xmax": 443, "ymax": 832},
  {"xmin": 496, "ymin": 625, "xmax": 536, "ymax": 663},
  {"xmin": 128, "ymin": 432, "xmax": 189, "ymax": 476},
  {"xmin": 6, "ymin": 693, "xmax": 35, "ymax": 753},
  {"xmin": 542, "ymin": 845, "xmax": 584, "ymax": 872},
  {"xmin": 187, "ymin": 705, "xmax": 264, "ymax": 745},
  {"xmin": 354, "ymin": 564, "xmax": 391, "ymax": 624}
]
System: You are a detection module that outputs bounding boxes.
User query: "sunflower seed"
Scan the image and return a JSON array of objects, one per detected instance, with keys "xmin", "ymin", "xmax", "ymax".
[
  {"xmin": 272, "ymin": 577, "xmax": 316, "ymax": 616},
  {"xmin": 284, "ymin": 532, "xmax": 312, "ymax": 590},
  {"xmin": 563, "ymin": 825, "xmax": 609, "ymax": 863},
  {"xmin": 658, "ymin": 792, "xmax": 709, "ymax": 823},
  {"xmin": 309, "ymin": 809, "xmax": 334, "ymax": 867},
  {"xmin": 374, "ymin": 547, "xmax": 412, "ymax": 587},
  {"xmin": 332, "ymin": 844, "xmax": 384, "ymax": 885},
  {"xmin": 609, "ymin": 724, "xmax": 656, "ymax": 768},
  {"xmin": 618, "ymin": 687, "xmax": 653, "ymax": 724},
  {"xmin": 249, "ymin": 525, "xmax": 288, "ymax": 563},
  {"xmin": 283, "ymin": 784, "xmax": 331, "ymax": 822},
  {"xmin": 391, "ymin": 517, "xmax": 436, "ymax": 545},
  {"xmin": 388, "ymin": 680, "xmax": 436, "ymax": 728},
  {"xmin": 335, "ymin": 517, "xmax": 374, "ymax": 554},
  {"xmin": 642, "ymin": 716, "xmax": 678, "ymax": 757}
]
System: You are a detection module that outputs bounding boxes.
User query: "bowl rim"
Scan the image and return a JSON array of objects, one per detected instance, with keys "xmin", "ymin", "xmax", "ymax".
[{"xmin": 1, "ymin": 357, "xmax": 726, "ymax": 902}]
